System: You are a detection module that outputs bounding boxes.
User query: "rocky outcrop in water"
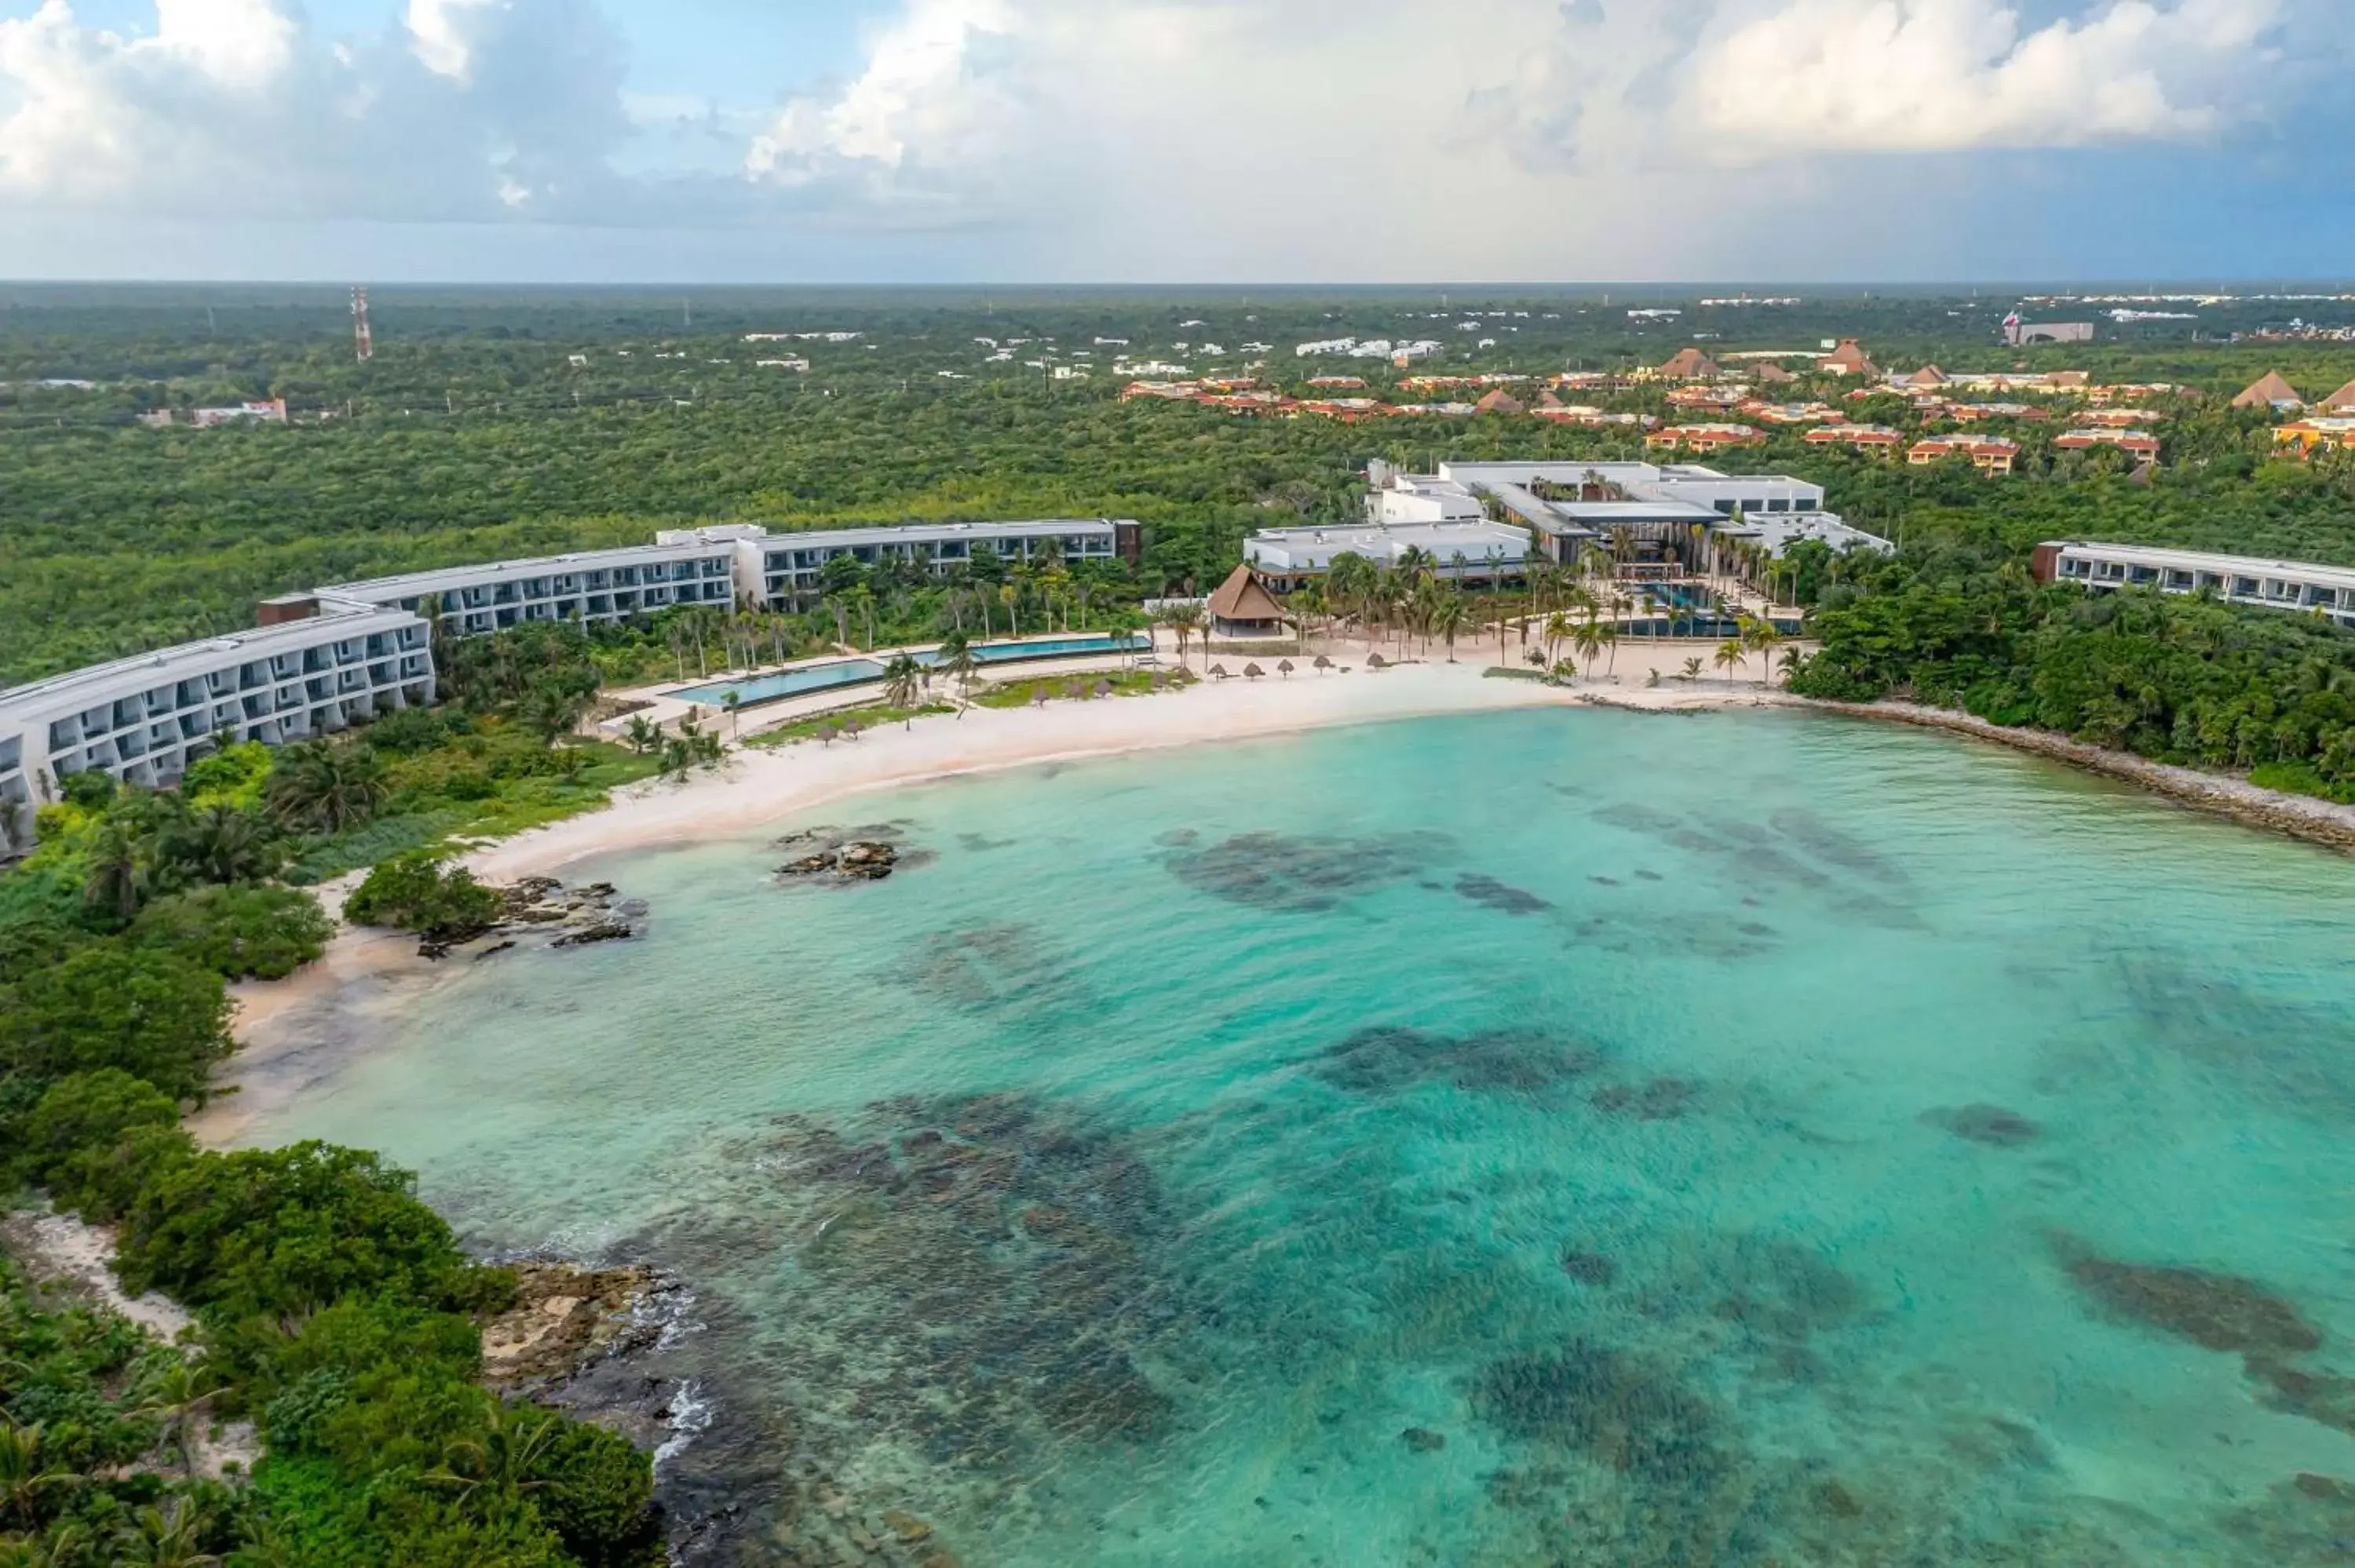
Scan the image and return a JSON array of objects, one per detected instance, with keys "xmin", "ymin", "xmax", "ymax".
[
  {"xmin": 420, "ymin": 877, "xmax": 645, "ymax": 959},
  {"xmin": 776, "ymin": 824, "xmax": 930, "ymax": 884}
]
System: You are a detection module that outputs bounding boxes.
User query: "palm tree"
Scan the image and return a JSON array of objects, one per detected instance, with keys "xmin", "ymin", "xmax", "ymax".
[
  {"xmin": 425, "ymin": 1401, "xmax": 560, "ymax": 1507},
  {"xmin": 1679, "ymin": 656, "xmax": 1705, "ymax": 684},
  {"xmin": 115, "ymin": 1501, "xmax": 221, "ymax": 1568},
  {"xmin": 1714, "ymin": 636, "xmax": 1747, "ymax": 684},
  {"xmin": 160, "ymin": 801, "xmax": 283, "ymax": 885},
  {"xmin": 937, "ymin": 631, "xmax": 979, "ymax": 715},
  {"xmin": 1433, "ymin": 593, "xmax": 1470, "ymax": 662},
  {"xmin": 623, "ymin": 714, "xmax": 662, "ymax": 755},
  {"xmin": 1571, "ymin": 616, "xmax": 1605, "ymax": 676},
  {"xmin": 1157, "ymin": 603, "xmax": 1203, "ymax": 672},
  {"xmin": 0, "ymin": 1418, "xmax": 76, "ymax": 1528},
  {"xmin": 999, "ymin": 582, "xmax": 1021, "ymax": 640},
  {"xmin": 1777, "ymin": 647, "xmax": 1805, "ymax": 685},
  {"xmin": 1542, "ymin": 612, "xmax": 1574, "ymax": 673},
  {"xmin": 82, "ymin": 819, "xmax": 152, "ymax": 924},
  {"xmin": 264, "ymin": 741, "xmax": 389, "ymax": 834},
  {"xmin": 721, "ymin": 690, "xmax": 743, "ymax": 735},
  {"xmin": 520, "ymin": 681, "xmax": 590, "ymax": 745},
  {"xmin": 882, "ymin": 653, "xmax": 925, "ymax": 725},
  {"xmin": 130, "ymin": 1359, "xmax": 219, "ymax": 1479},
  {"xmin": 1741, "ymin": 617, "xmax": 1784, "ymax": 687}
]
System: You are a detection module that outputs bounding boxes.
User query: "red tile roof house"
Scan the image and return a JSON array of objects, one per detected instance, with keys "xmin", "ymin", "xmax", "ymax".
[
  {"xmin": 2054, "ymin": 429, "xmax": 2162, "ymax": 461},
  {"xmin": 1908, "ymin": 436, "xmax": 2021, "ymax": 475},
  {"xmin": 1806, "ymin": 425, "xmax": 1904, "ymax": 454},
  {"xmin": 1645, "ymin": 423, "xmax": 1766, "ymax": 453}
]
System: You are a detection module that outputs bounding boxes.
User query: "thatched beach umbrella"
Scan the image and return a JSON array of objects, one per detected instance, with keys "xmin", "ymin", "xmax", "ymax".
[
  {"xmin": 1278, "ymin": 659, "xmax": 1295, "ymax": 678},
  {"xmin": 1243, "ymin": 662, "xmax": 1265, "ymax": 680},
  {"xmin": 1093, "ymin": 678, "xmax": 1113, "ymax": 697},
  {"xmin": 1031, "ymin": 687, "xmax": 1050, "ymax": 709},
  {"xmin": 1063, "ymin": 679, "xmax": 1084, "ymax": 699},
  {"xmin": 1313, "ymin": 655, "xmax": 1332, "ymax": 675},
  {"xmin": 1150, "ymin": 670, "xmax": 1167, "ymax": 690},
  {"xmin": 1367, "ymin": 652, "xmax": 1388, "ymax": 670},
  {"xmin": 1210, "ymin": 663, "xmax": 1230, "ymax": 680},
  {"xmin": 844, "ymin": 719, "xmax": 864, "ymax": 741},
  {"xmin": 817, "ymin": 723, "xmax": 839, "ymax": 747}
]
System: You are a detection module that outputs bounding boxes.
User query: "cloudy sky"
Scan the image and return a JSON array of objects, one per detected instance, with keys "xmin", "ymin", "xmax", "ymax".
[{"xmin": 2, "ymin": 0, "xmax": 2349, "ymax": 282}]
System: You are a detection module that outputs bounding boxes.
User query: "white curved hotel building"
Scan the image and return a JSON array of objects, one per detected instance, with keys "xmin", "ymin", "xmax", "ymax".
[{"xmin": 0, "ymin": 518, "xmax": 1137, "ymax": 854}]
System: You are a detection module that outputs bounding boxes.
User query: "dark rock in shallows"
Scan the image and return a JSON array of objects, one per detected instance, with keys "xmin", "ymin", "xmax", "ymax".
[
  {"xmin": 1455, "ymin": 873, "xmax": 1551, "ymax": 915},
  {"xmin": 1400, "ymin": 1426, "xmax": 1447, "ymax": 1452},
  {"xmin": 1922, "ymin": 1103, "xmax": 2040, "ymax": 1147},
  {"xmin": 553, "ymin": 921, "xmax": 634, "ymax": 948},
  {"xmin": 1591, "ymin": 1077, "xmax": 1700, "ymax": 1121},
  {"xmin": 2059, "ymin": 1242, "xmax": 2322, "ymax": 1359},
  {"xmin": 1559, "ymin": 1249, "xmax": 1617, "ymax": 1285}
]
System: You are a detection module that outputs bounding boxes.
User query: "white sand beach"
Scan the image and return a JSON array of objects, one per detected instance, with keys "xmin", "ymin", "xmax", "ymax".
[{"xmin": 476, "ymin": 647, "xmax": 1794, "ymax": 884}]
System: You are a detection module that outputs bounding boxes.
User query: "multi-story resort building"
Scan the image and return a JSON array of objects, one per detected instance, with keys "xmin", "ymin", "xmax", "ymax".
[
  {"xmin": 746, "ymin": 520, "xmax": 1137, "ymax": 604},
  {"xmin": 296, "ymin": 531, "xmax": 750, "ymax": 636},
  {"xmin": 2032, "ymin": 542, "xmax": 2355, "ymax": 628},
  {"xmin": 1243, "ymin": 519, "xmax": 1531, "ymax": 591},
  {"xmin": 1359, "ymin": 460, "xmax": 1889, "ymax": 565},
  {"xmin": 0, "ymin": 518, "xmax": 1149, "ymax": 837},
  {"xmin": 0, "ymin": 595, "xmax": 433, "ymax": 851}
]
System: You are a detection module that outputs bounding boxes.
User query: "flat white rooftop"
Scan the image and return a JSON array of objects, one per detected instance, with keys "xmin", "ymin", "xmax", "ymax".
[
  {"xmin": 330, "ymin": 538, "xmax": 736, "ymax": 599},
  {"xmin": 2047, "ymin": 541, "xmax": 2355, "ymax": 589},
  {"xmin": 0, "ymin": 598, "xmax": 416, "ymax": 710},
  {"xmin": 1247, "ymin": 520, "xmax": 1530, "ymax": 572},
  {"xmin": 758, "ymin": 519, "xmax": 1123, "ymax": 551}
]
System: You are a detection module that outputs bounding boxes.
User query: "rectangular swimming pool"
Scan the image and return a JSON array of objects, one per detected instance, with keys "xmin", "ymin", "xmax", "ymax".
[
  {"xmin": 673, "ymin": 636, "xmax": 1148, "ymax": 709},
  {"xmin": 675, "ymin": 660, "xmax": 885, "ymax": 707}
]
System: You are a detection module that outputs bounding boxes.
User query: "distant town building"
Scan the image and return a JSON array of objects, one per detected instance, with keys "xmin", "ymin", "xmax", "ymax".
[
  {"xmin": 188, "ymin": 398, "xmax": 288, "ymax": 428},
  {"xmin": 2002, "ymin": 315, "xmax": 2095, "ymax": 346}
]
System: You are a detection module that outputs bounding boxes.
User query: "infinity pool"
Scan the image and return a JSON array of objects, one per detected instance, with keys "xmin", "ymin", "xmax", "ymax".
[{"xmin": 675, "ymin": 636, "xmax": 1150, "ymax": 708}]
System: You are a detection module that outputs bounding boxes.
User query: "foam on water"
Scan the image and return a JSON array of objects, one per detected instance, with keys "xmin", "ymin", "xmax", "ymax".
[{"xmin": 248, "ymin": 709, "xmax": 2355, "ymax": 1564}]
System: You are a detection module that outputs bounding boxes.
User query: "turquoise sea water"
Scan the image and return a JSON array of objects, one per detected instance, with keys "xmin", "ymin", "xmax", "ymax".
[{"xmin": 250, "ymin": 709, "xmax": 2355, "ymax": 1564}]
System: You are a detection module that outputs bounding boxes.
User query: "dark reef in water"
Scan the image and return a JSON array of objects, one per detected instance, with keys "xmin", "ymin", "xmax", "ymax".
[
  {"xmin": 1922, "ymin": 1104, "xmax": 2040, "ymax": 1147},
  {"xmin": 2061, "ymin": 1248, "xmax": 2320, "ymax": 1359},
  {"xmin": 1160, "ymin": 829, "xmax": 1455, "ymax": 912},
  {"xmin": 1475, "ymin": 1340, "xmax": 1722, "ymax": 1483},
  {"xmin": 1455, "ymin": 872, "xmax": 1552, "ymax": 914},
  {"xmin": 1590, "ymin": 801, "xmax": 1924, "ymax": 928},
  {"xmin": 629, "ymin": 1092, "xmax": 1203, "ymax": 1563},
  {"xmin": 904, "ymin": 921, "xmax": 1089, "ymax": 1019},
  {"xmin": 2056, "ymin": 1235, "xmax": 2355, "ymax": 1441},
  {"xmin": 1313, "ymin": 1025, "xmax": 1602, "ymax": 1098},
  {"xmin": 1591, "ymin": 1076, "xmax": 1701, "ymax": 1121}
]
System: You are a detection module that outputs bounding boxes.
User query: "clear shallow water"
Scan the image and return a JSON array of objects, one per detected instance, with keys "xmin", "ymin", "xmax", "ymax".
[{"xmin": 252, "ymin": 709, "xmax": 2355, "ymax": 1565}]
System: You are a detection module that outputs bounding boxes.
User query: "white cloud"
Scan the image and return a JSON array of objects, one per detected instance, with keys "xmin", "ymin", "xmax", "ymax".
[
  {"xmin": 1690, "ymin": 0, "xmax": 2287, "ymax": 157},
  {"xmin": 0, "ymin": 0, "xmax": 633, "ymax": 219},
  {"xmin": 0, "ymin": 0, "xmax": 2341, "ymax": 279}
]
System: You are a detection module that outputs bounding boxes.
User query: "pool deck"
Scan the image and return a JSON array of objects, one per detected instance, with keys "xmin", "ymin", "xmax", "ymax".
[{"xmin": 602, "ymin": 636, "xmax": 1165, "ymax": 739}]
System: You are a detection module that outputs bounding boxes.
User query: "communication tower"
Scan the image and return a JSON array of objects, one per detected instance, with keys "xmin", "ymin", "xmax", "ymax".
[{"xmin": 351, "ymin": 286, "xmax": 374, "ymax": 363}]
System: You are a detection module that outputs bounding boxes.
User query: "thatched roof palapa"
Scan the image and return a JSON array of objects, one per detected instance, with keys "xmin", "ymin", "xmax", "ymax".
[
  {"xmin": 1207, "ymin": 564, "xmax": 1287, "ymax": 625},
  {"xmin": 2233, "ymin": 370, "xmax": 2304, "ymax": 410}
]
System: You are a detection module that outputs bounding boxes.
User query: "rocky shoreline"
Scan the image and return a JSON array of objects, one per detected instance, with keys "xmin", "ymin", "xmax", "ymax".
[
  {"xmin": 419, "ymin": 876, "xmax": 649, "ymax": 960},
  {"xmin": 1819, "ymin": 701, "xmax": 2355, "ymax": 856}
]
